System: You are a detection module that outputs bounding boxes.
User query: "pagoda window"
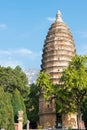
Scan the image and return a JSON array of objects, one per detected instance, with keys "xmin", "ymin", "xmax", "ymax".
[{"xmin": 58, "ymin": 69, "xmax": 60, "ymax": 72}]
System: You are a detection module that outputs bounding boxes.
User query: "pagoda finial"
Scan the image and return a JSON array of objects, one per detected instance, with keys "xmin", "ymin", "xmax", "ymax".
[{"xmin": 56, "ymin": 10, "xmax": 63, "ymax": 22}]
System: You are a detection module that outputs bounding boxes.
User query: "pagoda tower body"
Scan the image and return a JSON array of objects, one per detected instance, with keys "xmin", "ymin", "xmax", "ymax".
[{"xmin": 39, "ymin": 11, "xmax": 77, "ymax": 129}]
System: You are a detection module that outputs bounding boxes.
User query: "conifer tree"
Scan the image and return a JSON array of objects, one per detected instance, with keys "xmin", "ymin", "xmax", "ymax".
[{"xmin": 0, "ymin": 87, "xmax": 15, "ymax": 130}]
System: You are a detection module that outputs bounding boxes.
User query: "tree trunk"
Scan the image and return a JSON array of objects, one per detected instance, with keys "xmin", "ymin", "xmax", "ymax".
[{"xmin": 77, "ymin": 109, "xmax": 82, "ymax": 130}]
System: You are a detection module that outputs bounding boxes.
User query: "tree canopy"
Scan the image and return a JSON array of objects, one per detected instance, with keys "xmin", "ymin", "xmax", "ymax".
[
  {"xmin": 25, "ymin": 83, "xmax": 39, "ymax": 123},
  {"xmin": 0, "ymin": 87, "xmax": 15, "ymax": 130},
  {"xmin": 39, "ymin": 55, "xmax": 87, "ymax": 129},
  {"xmin": 36, "ymin": 71, "xmax": 53, "ymax": 94},
  {"xmin": 61, "ymin": 55, "xmax": 87, "ymax": 129},
  {"xmin": 61, "ymin": 55, "xmax": 87, "ymax": 111},
  {"xmin": 0, "ymin": 65, "xmax": 29, "ymax": 97},
  {"xmin": 11, "ymin": 88, "xmax": 27, "ymax": 124},
  {"xmin": 0, "ymin": 65, "xmax": 29, "ymax": 128}
]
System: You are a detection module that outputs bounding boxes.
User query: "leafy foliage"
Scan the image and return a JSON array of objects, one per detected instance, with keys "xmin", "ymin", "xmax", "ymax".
[
  {"xmin": 61, "ymin": 55, "xmax": 87, "ymax": 111},
  {"xmin": 0, "ymin": 65, "xmax": 29, "ymax": 126},
  {"xmin": 40, "ymin": 55, "xmax": 87, "ymax": 129},
  {"xmin": 42, "ymin": 55, "xmax": 87, "ymax": 113},
  {"xmin": 14, "ymin": 66, "xmax": 29, "ymax": 98},
  {"xmin": 36, "ymin": 71, "xmax": 53, "ymax": 94},
  {"xmin": 11, "ymin": 88, "xmax": 27, "ymax": 124},
  {"xmin": 0, "ymin": 87, "xmax": 15, "ymax": 130},
  {"xmin": 0, "ymin": 65, "xmax": 29, "ymax": 98},
  {"xmin": 25, "ymin": 83, "xmax": 39, "ymax": 123}
]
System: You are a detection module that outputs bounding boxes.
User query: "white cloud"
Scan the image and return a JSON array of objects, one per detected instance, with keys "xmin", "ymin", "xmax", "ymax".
[
  {"xmin": 13, "ymin": 48, "xmax": 32, "ymax": 55},
  {"xmin": 0, "ymin": 59, "xmax": 22, "ymax": 68},
  {"xmin": 0, "ymin": 24, "xmax": 7, "ymax": 29},
  {"xmin": 0, "ymin": 48, "xmax": 41, "ymax": 69},
  {"xmin": 0, "ymin": 50, "xmax": 11, "ymax": 55},
  {"xmin": 0, "ymin": 48, "xmax": 32, "ymax": 56},
  {"xmin": 47, "ymin": 17, "xmax": 55, "ymax": 22}
]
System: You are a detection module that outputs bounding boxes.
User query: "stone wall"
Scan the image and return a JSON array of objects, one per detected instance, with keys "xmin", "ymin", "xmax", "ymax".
[
  {"xmin": 39, "ymin": 114, "xmax": 56, "ymax": 129},
  {"xmin": 62, "ymin": 113, "xmax": 78, "ymax": 129}
]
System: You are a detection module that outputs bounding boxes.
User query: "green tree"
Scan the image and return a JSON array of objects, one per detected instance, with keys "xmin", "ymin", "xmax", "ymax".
[
  {"xmin": 36, "ymin": 71, "xmax": 67, "ymax": 128},
  {"xmin": 14, "ymin": 66, "xmax": 29, "ymax": 98},
  {"xmin": 25, "ymin": 83, "xmax": 39, "ymax": 125},
  {"xmin": 25, "ymin": 72, "xmax": 52, "ymax": 127},
  {"xmin": 36, "ymin": 71, "xmax": 53, "ymax": 93},
  {"xmin": 0, "ymin": 65, "xmax": 29, "ymax": 126},
  {"xmin": 61, "ymin": 55, "xmax": 87, "ymax": 129},
  {"xmin": 0, "ymin": 65, "xmax": 29, "ymax": 97},
  {"xmin": 11, "ymin": 88, "xmax": 27, "ymax": 124},
  {"xmin": 0, "ymin": 87, "xmax": 15, "ymax": 130},
  {"xmin": 40, "ymin": 55, "xmax": 87, "ymax": 129}
]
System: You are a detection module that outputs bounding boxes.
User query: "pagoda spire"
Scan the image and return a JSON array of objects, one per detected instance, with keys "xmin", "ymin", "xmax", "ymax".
[{"xmin": 56, "ymin": 10, "xmax": 63, "ymax": 22}]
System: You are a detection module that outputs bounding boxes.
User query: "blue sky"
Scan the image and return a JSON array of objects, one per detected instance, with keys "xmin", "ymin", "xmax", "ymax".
[{"xmin": 0, "ymin": 0, "xmax": 87, "ymax": 70}]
